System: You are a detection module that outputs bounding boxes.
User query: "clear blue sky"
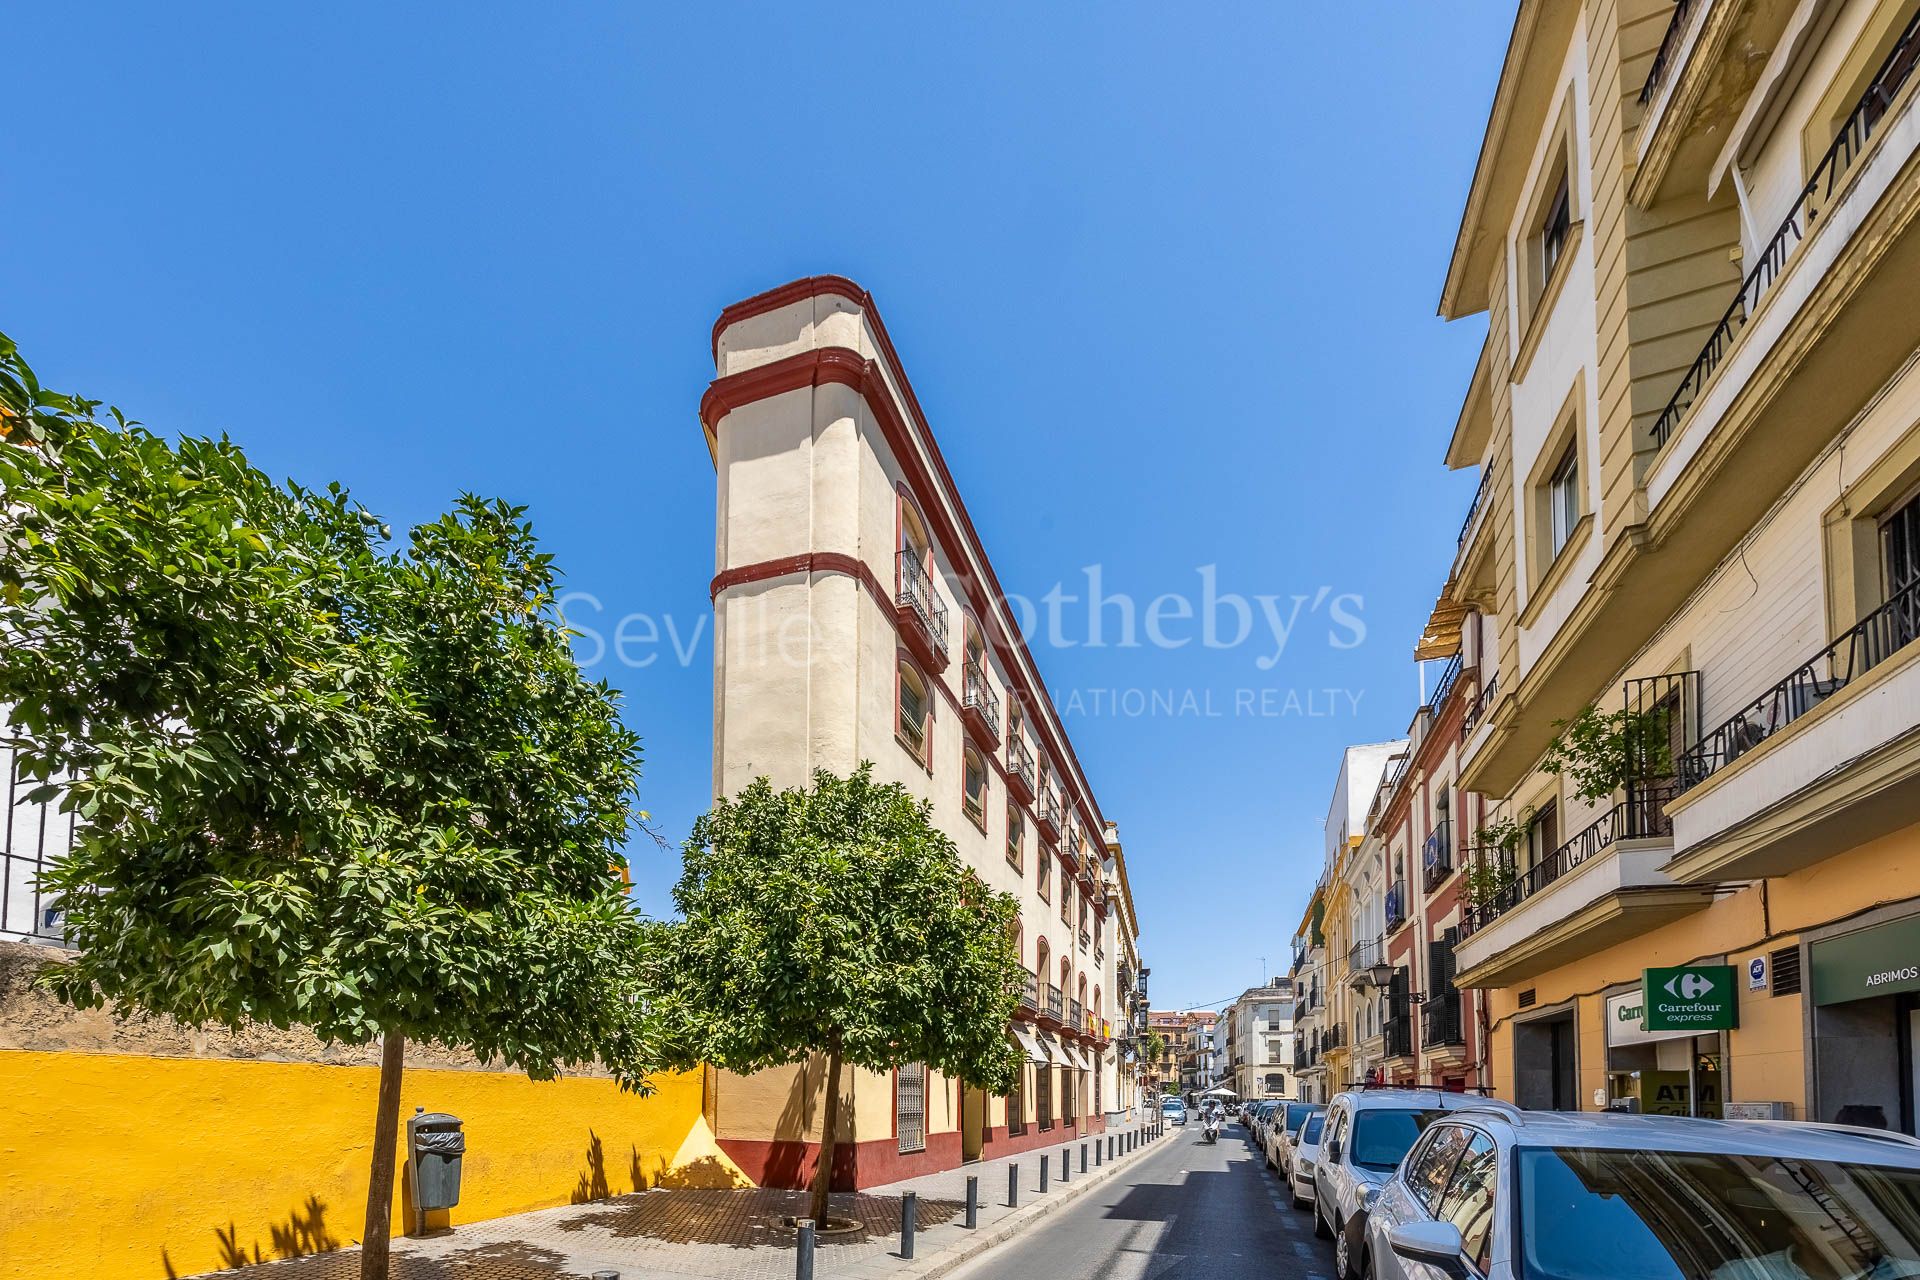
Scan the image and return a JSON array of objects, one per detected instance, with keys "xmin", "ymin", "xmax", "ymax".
[{"xmin": 3, "ymin": 4, "xmax": 1510, "ymax": 1012}]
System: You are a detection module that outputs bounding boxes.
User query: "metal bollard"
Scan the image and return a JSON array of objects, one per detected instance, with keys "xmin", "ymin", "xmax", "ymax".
[
  {"xmin": 965, "ymin": 1175, "xmax": 978, "ymax": 1228},
  {"xmin": 1008, "ymin": 1162, "xmax": 1019, "ymax": 1208},
  {"xmin": 1095, "ymin": 1139, "xmax": 1102, "ymax": 1168},
  {"xmin": 901, "ymin": 1191, "xmax": 917, "ymax": 1260},
  {"xmin": 1061, "ymin": 1145, "xmax": 1071, "ymax": 1182},
  {"xmin": 591, "ymin": 1273, "xmax": 619, "ymax": 1280},
  {"xmin": 1040, "ymin": 1153, "xmax": 1049, "ymax": 1192},
  {"xmin": 796, "ymin": 1221, "xmax": 816, "ymax": 1280},
  {"xmin": 1081, "ymin": 1142, "xmax": 1088, "ymax": 1173}
]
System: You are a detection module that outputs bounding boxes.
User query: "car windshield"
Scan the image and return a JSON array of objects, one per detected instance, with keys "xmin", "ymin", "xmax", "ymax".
[
  {"xmin": 1348, "ymin": 1109, "xmax": 1448, "ymax": 1172},
  {"xmin": 1518, "ymin": 1145, "xmax": 1920, "ymax": 1280},
  {"xmin": 1286, "ymin": 1104, "xmax": 1322, "ymax": 1132},
  {"xmin": 1161, "ymin": 1100, "xmax": 1182, "ymax": 1111},
  {"xmin": 1302, "ymin": 1115, "xmax": 1324, "ymax": 1144}
]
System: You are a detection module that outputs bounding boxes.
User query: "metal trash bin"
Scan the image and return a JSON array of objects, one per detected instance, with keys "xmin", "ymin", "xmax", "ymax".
[{"xmin": 408, "ymin": 1109, "xmax": 466, "ymax": 1211}]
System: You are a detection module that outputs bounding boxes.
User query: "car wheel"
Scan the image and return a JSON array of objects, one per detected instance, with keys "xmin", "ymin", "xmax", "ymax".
[
  {"xmin": 1333, "ymin": 1221, "xmax": 1353, "ymax": 1280},
  {"xmin": 1314, "ymin": 1203, "xmax": 1334, "ymax": 1240}
]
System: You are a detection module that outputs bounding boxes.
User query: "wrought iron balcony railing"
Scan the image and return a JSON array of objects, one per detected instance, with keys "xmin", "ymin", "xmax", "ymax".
[
  {"xmin": 1047, "ymin": 984, "xmax": 1065, "ymax": 1022},
  {"xmin": 1428, "ymin": 651, "xmax": 1463, "ymax": 714},
  {"xmin": 895, "ymin": 549, "xmax": 950, "ymax": 654},
  {"xmin": 1385, "ymin": 880, "xmax": 1408, "ymax": 932},
  {"xmin": 1384, "ymin": 1016, "xmax": 1414, "ymax": 1060},
  {"xmin": 1069, "ymin": 997, "xmax": 1083, "ymax": 1029},
  {"xmin": 1038, "ymin": 787, "xmax": 1062, "ymax": 836},
  {"xmin": 1020, "ymin": 969, "xmax": 1039, "ymax": 1010},
  {"xmin": 1460, "ymin": 670, "xmax": 1498, "ymax": 742},
  {"xmin": 1461, "ymin": 783, "xmax": 1678, "ymax": 935},
  {"xmin": 963, "ymin": 658, "xmax": 1000, "ymax": 738},
  {"xmin": 2, "ymin": 846, "xmax": 73, "ymax": 948},
  {"xmin": 1008, "ymin": 732, "xmax": 1035, "ymax": 796},
  {"xmin": 1422, "ymin": 992, "xmax": 1465, "ymax": 1048},
  {"xmin": 1422, "ymin": 820, "xmax": 1454, "ymax": 891},
  {"xmin": 1638, "ymin": 0, "xmax": 1697, "ymax": 106},
  {"xmin": 1651, "ymin": 7, "xmax": 1920, "ymax": 448},
  {"xmin": 1678, "ymin": 576, "xmax": 1920, "ymax": 789},
  {"xmin": 1458, "ymin": 468, "xmax": 1491, "ymax": 549}
]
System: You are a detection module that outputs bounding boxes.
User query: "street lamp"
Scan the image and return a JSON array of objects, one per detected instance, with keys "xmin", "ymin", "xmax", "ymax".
[{"xmin": 1367, "ymin": 960, "xmax": 1395, "ymax": 988}]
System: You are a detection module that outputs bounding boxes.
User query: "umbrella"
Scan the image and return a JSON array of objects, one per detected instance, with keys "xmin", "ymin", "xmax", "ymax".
[{"xmin": 1202, "ymin": 1086, "xmax": 1239, "ymax": 1098}]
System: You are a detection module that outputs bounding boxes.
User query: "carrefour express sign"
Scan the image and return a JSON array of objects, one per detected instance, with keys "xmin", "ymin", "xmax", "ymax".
[{"xmin": 1641, "ymin": 965, "xmax": 1738, "ymax": 1033}]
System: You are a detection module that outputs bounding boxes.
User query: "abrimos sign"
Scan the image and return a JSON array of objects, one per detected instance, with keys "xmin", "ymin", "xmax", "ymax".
[{"xmin": 1642, "ymin": 965, "xmax": 1738, "ymax": 1032}]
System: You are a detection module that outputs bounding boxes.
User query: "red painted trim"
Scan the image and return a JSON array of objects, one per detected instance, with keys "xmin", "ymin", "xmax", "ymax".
[
  {"xmin": 702, "ymin": 303, "xmax": 1111, "ymax": 844},
  {"xmin": 717, "ymin": 1131, "xmax": 965, "ymax": 1192}
]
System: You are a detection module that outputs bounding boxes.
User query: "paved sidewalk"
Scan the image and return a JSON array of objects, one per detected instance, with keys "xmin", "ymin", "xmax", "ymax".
[{"xmin": 191, "ymin": 1121, "xmax": 1174, "ymax": 1280}]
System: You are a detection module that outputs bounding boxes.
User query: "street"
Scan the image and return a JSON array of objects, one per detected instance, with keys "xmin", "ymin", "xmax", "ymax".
[{"xmin": 949, "ymin": 1122, "xmax": 1334, "ymax": 1280}]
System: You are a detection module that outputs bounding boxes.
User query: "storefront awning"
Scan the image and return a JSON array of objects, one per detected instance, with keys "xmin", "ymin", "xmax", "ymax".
[
  {"xmin": 1058, "ymin": 1039, "xmax": 1089, "ymax": 1072},
  {"xmin": 1010, "ymin": 1022, "xmax": 1048, "ymax": 1065},
  {"xmin": 1036, "ymin": 1031, "xmax": 1071, "ymax": 1068}
]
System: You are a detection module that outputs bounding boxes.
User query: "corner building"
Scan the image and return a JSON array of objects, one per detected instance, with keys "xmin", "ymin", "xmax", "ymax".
[
  {"xmin": 1434, "ymin": 0, "xmax": 1920, "ymax": 1128},
  {"xmin": 700, "ymin": 276, "xmax": 1140, "ymax": 1188}
]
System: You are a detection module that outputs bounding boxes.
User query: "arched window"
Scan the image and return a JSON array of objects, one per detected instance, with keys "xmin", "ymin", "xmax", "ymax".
[
  {"xmin": 898, "ymin": 490, "xmax": 932, "ymax": 566},
  {"xmin": 1037, "ymin": 848, "xmax": 1051, "ymax": 902},
  {"xmin": 1035, "ymin": 938, "xmax": 1050, "ymax": 985},
  {"xmin": 1005, "ymin": 803, "xmax": 1025, "ymax": 870},
  {"xmin": 1265, "ymin": 1073, "xmax": 1286, "ymax": 1095},
  {"xmin": 962, "ymin": 744, "xmax": 988, "ymax": 828},
  {"xmin": 897, "ymin": 659, "xmax": 930, "ymax": 765}
]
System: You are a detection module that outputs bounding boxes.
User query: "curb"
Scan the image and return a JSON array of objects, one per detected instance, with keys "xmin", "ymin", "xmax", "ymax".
[{"xmin": 904, "ymin": 1126, "xmax": 1176, "ymax": 1278}]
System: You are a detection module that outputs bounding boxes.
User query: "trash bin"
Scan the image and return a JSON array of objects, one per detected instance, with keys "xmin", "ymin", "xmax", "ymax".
[{"xmin": 408, "ymin": 1109, "xmax": 466, "ymax": 1211}]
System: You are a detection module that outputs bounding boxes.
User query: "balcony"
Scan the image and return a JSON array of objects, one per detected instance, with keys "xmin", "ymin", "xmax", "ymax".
[
  {"xmin": 961, "ymin": 658, "xmax": 1001, "ymax": 746},
  {"xmin": 1422, "ymin": 821, "xmax": 1454, "ymax": 892},
  {"xmin": 1456, "ymin": 468, "xmax": 1491, "ymax": 554},
  {"xmin": 1666, "ymin": 578, "xmax": 1920, "ymax": 884},
  {"xmin": 1036, "ymin": 788, "xmax": 1062, "ymax": 842},
  {"xmin": 1019, "ymin": 969, "xmax": 1038, "ymax": 1013},
  {"xmin": 1006, "ymin": 733, "xmax": 1035, "ymax": 803},
  {"xmin": 1421, "ymin": 992, "xmax": 1465, "ymax": 1052},
  {"xmin": 3, "ymin": 846, "xmax": 72, "ymax": 948},
  {"xmin": 1346, "ymin": 938, "xmax": 1381, "ymax": 989},
  {"xmin": 1383, "ymin": 1016, "xmax": 1414, "ymax": 1062},
  {"xmin": 895, "ymin": 551, "xmax": 950, "ymax": 673},
  {"xmin": 1385, "ymin": 880, "xmax": 1408, "ymax": 933},
  {"xmin": 1453, "ymin": 786, "xmax": 1712, "ymax": 988},
  {"xmin": 1068, "ymin": 997, "xmax": 1083, "ymax": 1033},
  {"xmin": 1079, "ymin": 926, "xmax": 1091, "ymax": 951},
  {"xmin": 1045, "ymin": 984, "xmax": 1065, "ymax": 1026},
  {"xmin": 1459, "ymin": 670, "xmax": 1497, "ymax": 745}
]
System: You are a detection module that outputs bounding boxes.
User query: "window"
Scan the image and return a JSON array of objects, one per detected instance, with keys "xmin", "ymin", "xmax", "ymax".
[
  {"xmin": 897, "ymin": 661, "xmax": 929, "ymax": 764},
  {"xmin": 1525, "ymin": 802, "xmax": 1560, "ymax": 877},
  {"xmin": 1547, "ymin": 442, "xmax": 1579, "ymax": 557},
  {"xmin": 1437, "ymin": 1133, "xmax": 1497, "ymax": 1272},
  {"xmin": 1038, "ymin": 849, "xmax": 1051, "ymax": 902},
  {"xmin": 1005, "ymin": 804, "xmax": 1025, "ymax": 870},
  {"xmin": 897, "ymin": 1063, "xmax": 927, "ymax": 1154},
  {"xmin": 963, "ymin": 746, "xmax": 988, "ymax": 827},
  {"xmin": 1406, "ymin": 1124, "xmax": 1473, "ymax": 1212},
  {"xmin": 1883, "ymin": 491, "xmax": 1920, "ymax": 649},
  {"xmin": 1540, "ymin": 173, "xmax": 1571, "ymax": 281},
  {"xmin": 1061, "ymin": 883, "xmax": 1072, "ymax": 924},
  {"xmin": 1264, "ymin": 1073, "xmax": 1285, "ymax": 1094},
  {"xmin": 1037, "ymin": 1062, "xmax": 1054, "ymax": 1131},
  {"xmin": 1008, "ymin": 1067, "xmax": 1027, "ymax": 1137}
]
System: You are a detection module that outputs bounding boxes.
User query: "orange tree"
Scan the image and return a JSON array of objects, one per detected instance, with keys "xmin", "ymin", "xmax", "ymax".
[
  {"xmin": 0, "ymin": 335, "xmax": 661, "ymax": 1280},
  {"xmin": 661, "ymin": 766, "xmax": 1024, "ymax": 1227}
]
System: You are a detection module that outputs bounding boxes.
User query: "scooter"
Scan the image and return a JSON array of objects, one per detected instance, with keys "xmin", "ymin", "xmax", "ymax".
[{"xmin": 1200, "ymin": 1115, "xmax": 1220, "ymax": 1144}]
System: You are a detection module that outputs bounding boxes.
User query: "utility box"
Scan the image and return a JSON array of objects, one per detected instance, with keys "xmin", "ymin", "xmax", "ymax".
[{"xmin": 407, "ymin": 1109, "xmax": 466, "ymax": 1211}]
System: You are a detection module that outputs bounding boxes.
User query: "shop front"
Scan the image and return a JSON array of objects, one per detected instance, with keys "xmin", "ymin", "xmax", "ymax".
[
  {"xmin": 1808, "ymin": 909, "xmax": 1920, "ymax": 1132},
  {"xmin": 1604, "ymin": 980, "xmax": 1726, "ymax": 1117}
]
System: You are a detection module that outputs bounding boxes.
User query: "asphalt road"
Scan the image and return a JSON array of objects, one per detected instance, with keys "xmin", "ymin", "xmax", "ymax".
[{"xmin": 948, "ymin": 1121, "xmax": 1336, "ymax": 1280}]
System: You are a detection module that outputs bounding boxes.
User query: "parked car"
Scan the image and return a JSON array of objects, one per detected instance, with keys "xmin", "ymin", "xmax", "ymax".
[
  {"xmin": 1265, "ymin": 1101, "xmax": 1325, "ymax": 1176},
  {"xmin": 1363, "ymin": 1109, "xmax": 1920, "ymax": 1280},
  {"xmin": 1160, "ymin": 1096, "xmax": 1187, "ymax": 1126},
  {"xmin": 1313, "ymin": 1090, "xmax": 1518, "ymax": 1280},
  {"xmin": 1288, "ymin": 1112, "xmax": 1325, "ymax": 1211},
  {"xmin": 1249, "ymin": 1099, "xmax": 1282, "ymax": 1145}
]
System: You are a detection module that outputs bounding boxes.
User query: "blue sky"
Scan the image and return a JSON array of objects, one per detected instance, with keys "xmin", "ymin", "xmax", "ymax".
[{"xmin": 3, "ymin": 4, "xmax": 1511, "ymax": 1011}]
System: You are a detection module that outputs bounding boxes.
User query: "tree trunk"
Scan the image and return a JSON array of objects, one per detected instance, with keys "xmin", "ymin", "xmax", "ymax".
[
  {"xmin": 361, "ymin": 1031, "xmax": 406, "ymax": 1280},
  {"xmin": 808, "ymin": 1039, "xmax": 844, "ymax": 1228}
]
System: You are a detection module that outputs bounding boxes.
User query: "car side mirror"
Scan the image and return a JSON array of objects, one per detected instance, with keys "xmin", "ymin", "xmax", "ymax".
[{"xmin": 1388, "ymin": 1221, "xmax": 1468, "ymax": 1279}]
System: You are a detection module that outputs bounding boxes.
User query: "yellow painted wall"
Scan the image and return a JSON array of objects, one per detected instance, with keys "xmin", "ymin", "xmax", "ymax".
[{"xmin": 0, "ymin": 1052, "xmax": 744, "ymax": 1280}]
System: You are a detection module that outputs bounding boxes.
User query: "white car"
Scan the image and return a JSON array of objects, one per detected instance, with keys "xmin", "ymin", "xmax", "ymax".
[
  {"xmin": 1288, "ymin": 1111, "xmax": 1324, "ymax": 1211},
  {"xmin": 1365, "ymin": 1108, "xmax": 1920, "ymax": 1280},
  {"xmin": 1313, "ymin": 1090, "xmax": 1518, "ymax": 1280},
  {"xmin": 1160, "ymin": 1097, "xmax": 1187, "ymax": 1126},
  {"xmin": 1266, "ymin": 1101, "xmax": 1325, "ymax": 1177}
]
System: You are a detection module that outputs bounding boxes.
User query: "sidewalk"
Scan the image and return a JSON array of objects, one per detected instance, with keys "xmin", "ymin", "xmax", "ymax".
[{"xmin": 192, "ymin": 1120, "xmax": 1174, "ymax": 1280}]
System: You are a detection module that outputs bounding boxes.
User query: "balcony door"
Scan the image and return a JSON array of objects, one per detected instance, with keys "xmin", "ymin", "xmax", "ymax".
[{"xmin": 1881, "ymin": 491, "xmax": 1920, "ymax": 651}]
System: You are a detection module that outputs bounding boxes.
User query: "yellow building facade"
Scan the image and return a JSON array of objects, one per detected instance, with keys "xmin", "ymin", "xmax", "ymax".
[{"xmin": 1435, "ymin": 0, "xmax": 1920, "ymax": 1127}]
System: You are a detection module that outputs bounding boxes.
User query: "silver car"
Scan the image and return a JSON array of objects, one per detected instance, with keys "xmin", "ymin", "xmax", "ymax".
[
  {"xmin": 1313, "ymin": 1090, "xmax": 1518, "ymax": 1280},
  {"xmin": 1365, "ymin": 1109, "xmax": 1920, "ymax": 1280}
]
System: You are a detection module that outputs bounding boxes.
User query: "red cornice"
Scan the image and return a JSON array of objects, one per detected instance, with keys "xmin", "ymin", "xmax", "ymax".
[
  {"xmin": 710, "ymin": 275, "xmax": 873, "ymax": 363},
  {"xmin": 701, "ymin": 311, "xmax": 1112, "ymax": 845}
]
